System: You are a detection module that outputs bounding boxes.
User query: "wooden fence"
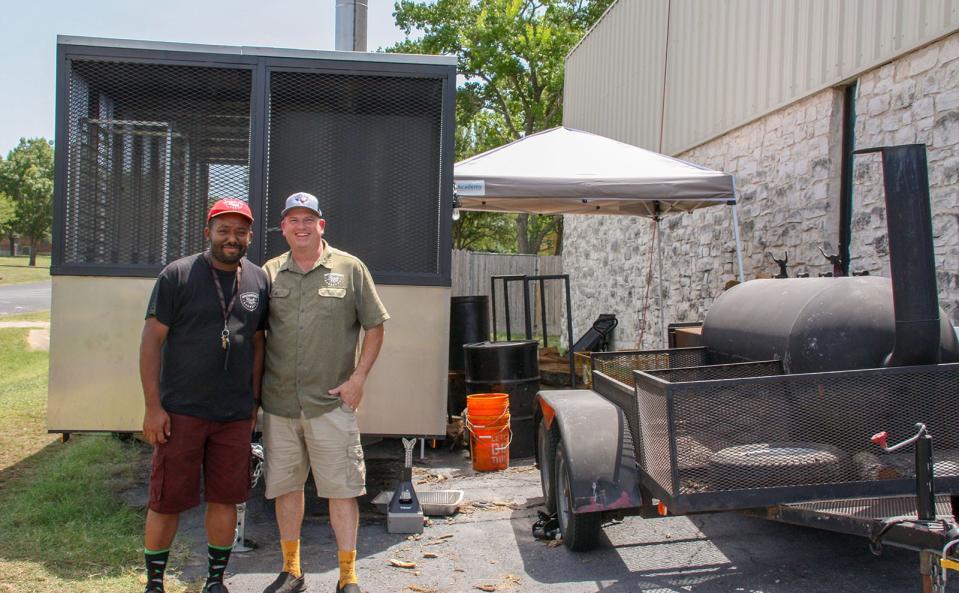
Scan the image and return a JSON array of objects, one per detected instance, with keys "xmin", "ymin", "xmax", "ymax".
[{"xmin": 451, "ymin": 250, "xmax": 564, "ymax": 342}]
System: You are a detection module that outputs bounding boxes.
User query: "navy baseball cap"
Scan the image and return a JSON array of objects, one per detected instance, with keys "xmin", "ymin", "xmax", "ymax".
[{"xmin": 281, "ymin": 192, "xmax": 323, "ymax": 218}]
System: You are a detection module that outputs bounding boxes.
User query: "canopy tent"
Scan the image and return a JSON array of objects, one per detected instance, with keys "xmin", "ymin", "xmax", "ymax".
[{"xmin": 453, "ymin": 126, "xmax": 745, "ymax": 345}]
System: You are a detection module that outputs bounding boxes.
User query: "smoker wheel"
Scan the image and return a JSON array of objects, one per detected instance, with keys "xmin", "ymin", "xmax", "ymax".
[
  {"xmin": 537, "ymin": 418, "xmax": 560, "ymax": 514},
  {"xmin": 707, "ymin": 442, "xmax": 846, "ymax": 490},
  {"xmin": 555, "ymin": 440, "xmax": 602, "ymax": 551}
]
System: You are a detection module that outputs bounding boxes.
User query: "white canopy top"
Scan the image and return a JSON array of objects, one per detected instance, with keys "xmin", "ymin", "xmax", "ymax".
[{"xmin": 454, "ymin": 127, "xmax": 736, "ymax": 217}]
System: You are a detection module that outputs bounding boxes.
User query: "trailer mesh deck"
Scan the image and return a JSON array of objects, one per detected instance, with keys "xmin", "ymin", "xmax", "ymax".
[
  {"xmin": 590, "ymin": 350, "xmax": 959, "ymax": 513},
  {"xmin": 789, "ymin": 495, "xmax": 954, "ymax": 520}
]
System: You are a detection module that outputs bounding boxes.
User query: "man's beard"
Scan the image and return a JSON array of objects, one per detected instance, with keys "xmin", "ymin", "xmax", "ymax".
[{"xmin": 211, "ymin": 242, "xmax": 247, "ymax": 265}]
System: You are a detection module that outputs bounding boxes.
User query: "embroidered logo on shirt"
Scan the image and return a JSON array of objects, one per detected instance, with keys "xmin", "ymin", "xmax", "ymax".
[
  {"xmin": 324, "ymin": 272, "xmax": 345, "ymax": 288},
  {"xmin": 239, "ymin": 292, "xmax": 259, "ymax": 311}
]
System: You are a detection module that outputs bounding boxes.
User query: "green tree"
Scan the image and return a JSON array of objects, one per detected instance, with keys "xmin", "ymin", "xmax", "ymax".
[
  {"xmin": 0, "ymin": 138, "xmax": 55, "ymax": 266},
  {"xmin": 0, "ymin": 190, "xmax": 15, "ymax": 257},
  {"xmin": 452, "ymin": 210, "xmax": 516, "ymax": 251},
  {"xmin": 390, "ymin": 0, "xmax": 613, "ymax": 254}
]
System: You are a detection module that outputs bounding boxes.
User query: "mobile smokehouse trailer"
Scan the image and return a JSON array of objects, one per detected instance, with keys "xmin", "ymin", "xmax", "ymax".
[
  {"xmin": 48, "ymin": 36, "xmax": 456, "ymax": 437},
  {"xmin": 533, "ymin": 145, "xmax": 959, "ymax": 590}
]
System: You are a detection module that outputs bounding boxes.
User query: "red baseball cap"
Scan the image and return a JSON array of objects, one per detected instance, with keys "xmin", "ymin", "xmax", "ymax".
[{"xmin": 207, "ymin": 198, "xmax": 254, "ymax": 223}]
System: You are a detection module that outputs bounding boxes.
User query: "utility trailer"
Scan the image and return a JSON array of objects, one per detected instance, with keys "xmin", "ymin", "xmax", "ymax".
[
  {"xmin": 533, "ymin": 145, "xmax": 959, "ymax": 591},
  {"xmin": 535, "ymin": 358, "xmax": 959, "ymax": 590},
  {"xmin": 48, "ymin": 37, "xmax": 456, "ymax": 438}
]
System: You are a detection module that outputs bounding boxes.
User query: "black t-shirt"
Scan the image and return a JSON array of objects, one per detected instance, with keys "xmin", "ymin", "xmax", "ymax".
[{"xmin": 146, "ymin": 252, "xmax": 270, "ymax": 422}]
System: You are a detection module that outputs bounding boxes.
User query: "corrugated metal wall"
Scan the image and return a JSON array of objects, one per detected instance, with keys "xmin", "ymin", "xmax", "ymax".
[
  {"xmin": 564, "ymin": 0, "xmax": 959, "ymax": 154},
  {"xmin": 564, "ymin": 0, "xmax": 669, "ymax": 150}
]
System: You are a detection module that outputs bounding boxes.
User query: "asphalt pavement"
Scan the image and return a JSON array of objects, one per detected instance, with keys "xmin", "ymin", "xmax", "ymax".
[
  {"xmin": 0, "ymin": 281, "xmax": 51, "ymax": 316},
  {"xmin": 147, "ymin": 441, "xmax": 956, "ymax": 593}
]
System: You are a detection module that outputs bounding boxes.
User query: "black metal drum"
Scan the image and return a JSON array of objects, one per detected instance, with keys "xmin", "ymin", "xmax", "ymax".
[{"xmin": 464, "ymin": 340, "xmax": 539, "ymax": 458}]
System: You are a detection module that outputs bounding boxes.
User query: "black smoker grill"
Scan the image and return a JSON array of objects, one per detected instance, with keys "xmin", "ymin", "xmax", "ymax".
[
  {"xmin": 536, "ymin": 144, "xmax": 959, "ymax": 589},
  {"xmin": 592, "ymin": 145, "xmax": 959, "ymax": 513},
  {"xmin": 587, "ymin": 144, "xmax": 959, "ymax": 515}
]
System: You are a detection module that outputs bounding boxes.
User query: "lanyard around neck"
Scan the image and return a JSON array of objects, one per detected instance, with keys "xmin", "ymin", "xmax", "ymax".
[
  {"xmin": 204, "ymin": 251, "xmax": 241, "ymax": 370},
  {"xmin": 204, "ymin": 251, "xmax": 241, "ymax": 325}
]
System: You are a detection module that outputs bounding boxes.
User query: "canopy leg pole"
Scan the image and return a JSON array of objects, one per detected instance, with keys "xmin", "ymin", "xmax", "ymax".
[
  {"xmin": 657, "ymin": 216, "xmax": 667, "ymax": 348},
  {"xmin": 731, "ymin": 202, "xmax": 745, "ymax": 283}
]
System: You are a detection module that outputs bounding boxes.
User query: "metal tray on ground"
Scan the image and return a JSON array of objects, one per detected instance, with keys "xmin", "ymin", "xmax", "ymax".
[{"xmin": 371, "ymin": 490, "xmax": 465, "ymax": 516}]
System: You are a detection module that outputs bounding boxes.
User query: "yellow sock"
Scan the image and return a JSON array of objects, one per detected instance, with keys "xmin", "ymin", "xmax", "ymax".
[
  {"xmin": 337, "ymin": 549, "xmax": 357, "ymax": 586},
  {"xmin": 281, "ymin": 539, "xmax": 301, "ymax": 578}
]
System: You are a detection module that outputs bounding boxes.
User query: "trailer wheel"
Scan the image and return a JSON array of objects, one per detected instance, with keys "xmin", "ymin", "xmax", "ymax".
[
  {"xmin": 537, "ymin": 418, "xmax": 560, "ymax": 513},
  {"xmin": 708, "ymin": 442, "xmax": 846, "ymax": 489},
  {"xmin": 554, "ymin": 440, "xmax": 602, "ymax": 551}
]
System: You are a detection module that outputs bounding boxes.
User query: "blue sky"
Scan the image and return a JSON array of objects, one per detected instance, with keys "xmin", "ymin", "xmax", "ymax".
[{"xmin": 0, "ymin": 0, "xmax": 413, "ymax": 155}]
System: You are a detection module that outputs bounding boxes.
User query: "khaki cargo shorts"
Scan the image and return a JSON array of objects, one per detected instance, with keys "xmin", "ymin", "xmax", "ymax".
[{"xmin": 263, "ymin": 406, "xmax": 367, "ymax": 500}]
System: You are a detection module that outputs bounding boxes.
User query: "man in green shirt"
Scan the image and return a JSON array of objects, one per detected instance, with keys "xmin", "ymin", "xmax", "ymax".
[{"xmin": 261, "ymin": 192, "xmax": 388, "ymax": 593}]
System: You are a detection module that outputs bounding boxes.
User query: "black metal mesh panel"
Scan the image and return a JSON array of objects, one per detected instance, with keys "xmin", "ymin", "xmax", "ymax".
[
  {"xmin": 648, "ymin": 360, "xmax": 783, "ymax": 383},
  {"xmin": 592, "ymin": 371, "xmax": 644, "ymax": 468},
  {"xmin": 63, "ymin": 60, "xmax": 252, "ymax": 267},
  {"xmin": 625, "ymin": 362, "xmax": 959, "ymax": 509},
  {"xmin": 790, "ymin": 495, "xmax": 955, "ymax": 519},
  {"xmin": 265, "ymin": 70, "xmax": 444, "ymax": 277},
  {"xmin": 590, "ymin": 347, "xmax": 712, "ymax": 488},
  {"xmin": 590, "ymin": 348, "xmax": 710, "ymax": 386},
  {"xmin": 639, "ymin": 376, "xmax": 673, "ymax": 493}
]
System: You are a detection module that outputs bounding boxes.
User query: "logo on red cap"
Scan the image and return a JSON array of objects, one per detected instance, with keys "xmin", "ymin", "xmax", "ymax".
[{"xmin": 207, "ymin": 198, "xmax": 254, "ymax": 223}]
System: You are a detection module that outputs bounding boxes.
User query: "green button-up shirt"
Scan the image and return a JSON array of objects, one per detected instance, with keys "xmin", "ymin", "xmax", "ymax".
[{"xmin": 262, "ymin": 242, "xmax": 390, "ymax": 418}]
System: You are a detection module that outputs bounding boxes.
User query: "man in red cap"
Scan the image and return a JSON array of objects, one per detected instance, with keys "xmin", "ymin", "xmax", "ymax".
[{"xmin": 139, "ymin": 197, "xmax": 270, "ymax": 593}]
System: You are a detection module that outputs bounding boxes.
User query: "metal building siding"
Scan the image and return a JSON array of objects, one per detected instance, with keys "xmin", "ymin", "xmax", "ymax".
[
  {"xmin": 566, "ymin": 0, "xmax": 959, "ymax": 155},
  {"xmin": 563, "ymin": 0, "xmax": 669, "ymax": 149}
]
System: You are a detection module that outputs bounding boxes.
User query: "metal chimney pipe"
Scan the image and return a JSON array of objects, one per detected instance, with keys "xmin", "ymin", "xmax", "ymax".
[
  {"xmin": 855, "ymin": 144, "xmax": 942, "ymax": 367},
  {"xmin": 335, "ymin": 0, "xmax": 368, "ymax": 51}
]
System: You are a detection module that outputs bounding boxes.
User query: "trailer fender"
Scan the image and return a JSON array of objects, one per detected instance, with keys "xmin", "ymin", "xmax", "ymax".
[{"xmin": 535, "ymin": 390, "xmax": 643, "ymax": 513}]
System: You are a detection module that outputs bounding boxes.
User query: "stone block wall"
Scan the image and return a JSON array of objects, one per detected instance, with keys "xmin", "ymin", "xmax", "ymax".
[
  {"xmin": 564, "ymin": 32, "xmax": 959, "ymax": 350},
  {"xmin": 849, "ymin": 35, "xmax": 959, "ymax": 319}
]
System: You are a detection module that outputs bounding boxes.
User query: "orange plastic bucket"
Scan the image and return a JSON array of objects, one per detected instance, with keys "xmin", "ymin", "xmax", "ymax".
[
  {"xmin": 465, "ymin": 408, "xmax": 511, "ymax": 471},
  {"xmin": 466, "ymin": 392, "xmax": 509, "ymax": 416}
]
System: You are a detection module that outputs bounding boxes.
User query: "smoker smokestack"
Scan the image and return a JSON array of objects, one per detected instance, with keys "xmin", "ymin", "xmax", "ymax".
[
  {"xmin": 856, "ymin": 144, "xmax": 942, "ymax": 367},
  {"xmin": 335, "ymin": 0, "xmax": 368, "ymax": 51}
]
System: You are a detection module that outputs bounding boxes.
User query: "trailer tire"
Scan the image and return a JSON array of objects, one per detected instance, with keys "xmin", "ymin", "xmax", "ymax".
[
  {"xmin": 537, "ymin": 418, "xmax": 560, "ymax": 513},
  {"xmin": 555, "ymin": 440, "xmax": 602, "ymax": 551},
  {"xmin": 708, "ymin": 442, "xmax": 846, "ymax": 489}
]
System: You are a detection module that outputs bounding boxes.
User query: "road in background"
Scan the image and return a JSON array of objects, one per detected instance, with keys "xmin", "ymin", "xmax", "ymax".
[{"xmin": 0, "ymin": 282, "xmax": 51, "ymax": 316}]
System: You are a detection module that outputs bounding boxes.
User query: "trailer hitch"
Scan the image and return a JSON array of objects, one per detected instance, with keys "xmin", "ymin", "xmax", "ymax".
[
  {"xmin": 532, "ymin": 510, "xmax": 560, "ymax": 540},
  {"xmin": 868, "ymin": 423, "xmax": 942, "ymax": 555}
]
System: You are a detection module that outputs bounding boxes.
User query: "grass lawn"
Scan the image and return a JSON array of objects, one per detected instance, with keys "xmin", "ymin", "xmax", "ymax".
[
  {"xmin": 0, "ymin": 255, "xmax": 51, "ymax": 286},
  {"xmin": 0, "ymin": 310, "xmax": 52, "ymax": 323},
  {"xmin": 0, "ymin": 317, "xmax": 194, "ymax": 593}
]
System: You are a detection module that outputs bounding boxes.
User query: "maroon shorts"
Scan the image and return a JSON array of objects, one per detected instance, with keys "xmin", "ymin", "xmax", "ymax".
[{"xmin": 148, "ymin": 412, "xmax": 252, "ymax": 514}]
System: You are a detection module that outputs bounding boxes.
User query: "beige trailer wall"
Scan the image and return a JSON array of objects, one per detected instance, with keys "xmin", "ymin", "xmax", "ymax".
[
  {"xmin": 565, "ymin": 0, "xmax": 959, "ymax": 154},
  {"xmin": 47, "ymin": 276, "xmax": 449, "ymax": 436}
]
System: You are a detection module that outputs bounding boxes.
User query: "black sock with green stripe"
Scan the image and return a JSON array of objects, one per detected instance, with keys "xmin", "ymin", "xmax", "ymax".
[
  {"xmin": 144, "ymin": 547, "xmax": 169, "ymax": 592},
  {"xmin": 206, "ymin": 543, "xmax": 233, "ymax": 586}
]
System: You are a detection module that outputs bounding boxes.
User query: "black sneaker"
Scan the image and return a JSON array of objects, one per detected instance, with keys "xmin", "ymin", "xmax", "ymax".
[
  {"xmin": 263, "ymin": 571, "xmax": 306, "ymax": 593},
  {"xmin": 202, "ymin": 582, "xmax": 230, "ymax": 593},
  {"xmin": 335, "ymin": 583, "xmax": 361, "ymax": 593}
]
